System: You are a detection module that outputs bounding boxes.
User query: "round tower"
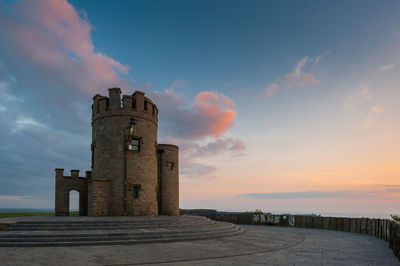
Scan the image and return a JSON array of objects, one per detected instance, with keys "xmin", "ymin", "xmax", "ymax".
[
  {"xmin": 157, "ymin": 144, "xmax": 179, "ymax": 215},
  {"xmin": 89, "ymin": 88, "xmax": 158, "ymax": 216}
]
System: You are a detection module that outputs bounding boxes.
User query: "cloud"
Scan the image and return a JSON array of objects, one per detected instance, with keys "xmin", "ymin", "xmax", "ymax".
[
  {"xmin": 371, "ymin": 102, "xmax": 384, "ymax": 113},
  {"xmin": 379, "ymin": 63, "xmax": 396, "ymax": 72},
  {"xmin": 344, "ymin": 85, "xmax": 385, "ymax": 127},
  {"xmin": 0, "ymin": 195, "xmax": 25, "ymax": 201},
  {"xmin": 386, "ymin": 188, "xmax": 400, "ymax": 192},
  {"xmin": 384, "ymin": 184, "xmax": 400, "ymax": 188},
  {"xmin": 150, "ymin": 89, "xmax": 237, "ymax": 140},
  {"xmin": 175, "ymin": 137, "xmax": 245, "ymax": 179},
  {"xmin": 0, "ymin": 0, "xmax": 129, "ymax": 94},
  {"xmin": 164, "ymin": 78, "xmax": 187, "ymax": 94},
  {"xmin": 180, "ymin": 163, "xmax": 217, "ymax": 179},
  {"xmin": 186, "ymin": 137, "xmax": 246, "ymax": 159},
  {"xmin": 194, "ymin": 92, "xmax": 236, "ymax": 137},
  {"xmin": 240, "ymin": 189, "xmax": 394, "ymax": 199},
  {"xmin": 11, "ymin": 117, "xmax": 48, "ymax": 134},
  {"xmin": 266, "ymin": 83, "xmax": 279, "ymax": 97},
  {"xmin": 345, "ymin": 86, "xmax": 374, "ymax": 107},
  {"xmin": 265, "ymin": 55, "xmax": 322, "ymax": 97},
  {"xmin": 0, "ymin": 195, "xmax": 56, "ymax": 208},
  {"xmin": 365, "ymin": 101, "xmax": 384, "ymax": 126}
]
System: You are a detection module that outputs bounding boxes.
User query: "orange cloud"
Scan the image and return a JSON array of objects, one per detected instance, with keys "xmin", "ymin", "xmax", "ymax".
[{"xmin": 194, "ymin": 91, "xmax": 236, "ymax": 137}]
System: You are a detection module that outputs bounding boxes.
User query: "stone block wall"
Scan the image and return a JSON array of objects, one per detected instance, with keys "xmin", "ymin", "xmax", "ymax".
[{"xmin": 88, "ymin": 179, "xmax": 111, "ymax": 216}]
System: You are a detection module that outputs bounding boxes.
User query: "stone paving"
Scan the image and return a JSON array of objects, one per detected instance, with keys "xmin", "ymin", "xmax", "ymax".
[{"xmin": 0, "ymin": 225, "xmax": 398, "ymax": 265}]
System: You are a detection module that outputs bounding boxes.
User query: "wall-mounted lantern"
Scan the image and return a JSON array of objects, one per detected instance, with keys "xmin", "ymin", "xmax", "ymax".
[
  {"xmin": 129, "ymin": 118, "xmax": 136, "ymax": 139},
  {"xmin": 127, "ymin": 118, "xmax": 140, "ymax": 152}
]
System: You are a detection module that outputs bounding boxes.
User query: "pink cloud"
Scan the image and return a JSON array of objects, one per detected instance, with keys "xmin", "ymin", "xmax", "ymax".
[
  {"xmin": 0, "ymin": 0, "xmax": 129, "ymax": 93},
  {"xmin": 265, "ymin": 55, "xmax": 320, "ymax": 97},
  {"xmin": 0, "ymin": 195, "xmax": 25, "ymax": 201},
  {"xmin": 283, "ymin": 72, "xmax": 319, "ymax": 87},
  {"xmin": 151, "ymin": 90, "xmax": 237, "ymax": 140},
  {"xmin": 194, "ymin": 92, "xmax": 236, "ymax": 137}
]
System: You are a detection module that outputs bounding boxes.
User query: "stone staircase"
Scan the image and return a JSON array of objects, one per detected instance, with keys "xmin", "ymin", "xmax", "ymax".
[{"xmin": 0, "ymin": 216, "xmax": 244, "ymax": 247}]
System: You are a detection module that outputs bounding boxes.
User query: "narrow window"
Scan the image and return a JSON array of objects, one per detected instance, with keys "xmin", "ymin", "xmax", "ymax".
[
  {"xmin": 133, "ymin": 184, "xmax": 141, "ymax": 199},
  {"xmin": 144, "ymin": 101, "xmax": 148, "ymax": 111},
  {"xmin": 128, "ymin": 137, "xmax": 140, "ymax": 152},
  {"xmin": 91, "ymin": 142, "xmax": 96, "ymax": 168}
]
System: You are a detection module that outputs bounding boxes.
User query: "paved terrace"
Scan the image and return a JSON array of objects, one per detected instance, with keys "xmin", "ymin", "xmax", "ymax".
[{"xmin": 0, "ymin": 222, "xmax": 398, "ymax": 265}]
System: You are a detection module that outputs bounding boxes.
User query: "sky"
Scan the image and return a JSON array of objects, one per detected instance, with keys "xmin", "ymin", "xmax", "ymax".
[{"xmin": 0, "ymin": 0, "xmax": 399, "ymax": 218}]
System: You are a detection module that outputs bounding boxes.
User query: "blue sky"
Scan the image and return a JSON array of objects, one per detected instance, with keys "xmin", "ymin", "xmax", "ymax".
[{"xmin": 0, "ymin": 0, "xmax": 399, "ymax": 217}]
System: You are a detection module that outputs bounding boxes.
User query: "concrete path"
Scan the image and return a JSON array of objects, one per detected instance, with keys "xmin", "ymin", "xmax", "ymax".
[{"xmin": 0, "ymin": 225, "xmax": 398, "ymax": 266}]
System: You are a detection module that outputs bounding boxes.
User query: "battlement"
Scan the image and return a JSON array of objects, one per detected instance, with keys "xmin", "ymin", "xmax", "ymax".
[
  {"xmin": 92, "ymin": 88, "xmax": 158, "ymax": 124},
  {"xmin": 55, "ymin": 168, "xmax": 91, "ymax": 181}
]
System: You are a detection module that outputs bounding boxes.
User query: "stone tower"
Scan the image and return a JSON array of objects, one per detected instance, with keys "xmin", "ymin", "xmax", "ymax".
[{"xmin": 55, "ymin": 88, "xmax": 179, "ymax": 216}]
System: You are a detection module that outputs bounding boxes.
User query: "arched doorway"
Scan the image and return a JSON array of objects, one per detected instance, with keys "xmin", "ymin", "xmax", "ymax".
[{"xmin": 69, "ymin": 190, "xmax": 79, "ymax": 215}]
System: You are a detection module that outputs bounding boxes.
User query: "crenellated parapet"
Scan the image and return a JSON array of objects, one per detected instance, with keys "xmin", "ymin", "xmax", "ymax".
[
  {"xmin": 55, "ymin": 169, "xmax": 92, "ymax": 181},
  {"xmin": 92, "ymin": 88, "xmax": 158, "ymax": 126}
]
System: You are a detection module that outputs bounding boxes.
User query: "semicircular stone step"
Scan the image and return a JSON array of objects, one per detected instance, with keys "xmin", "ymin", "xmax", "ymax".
[
  {"xmin": 0, "ymin": 216, "xmax": 244, "ymax": 247},
  {"xmin": 6, "ymin": 219, "xmax": 215, "ymax": 231},
  {"xmin": 0, "ymin": 223, "xmax": 237, "ymax": 239},
  {"xmin": 0, "ymin": 225, "xmax": 242, "ymax": 244}
]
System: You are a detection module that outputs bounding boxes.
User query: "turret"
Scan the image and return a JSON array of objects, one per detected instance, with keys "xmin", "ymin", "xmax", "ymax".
[{"xmin": 157, "ymin": 144, "xmax": 179, "ymax": 215}]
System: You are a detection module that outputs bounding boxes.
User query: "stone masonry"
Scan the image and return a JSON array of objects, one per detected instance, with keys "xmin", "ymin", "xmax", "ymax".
[{"xmin": 55, "ymin": 88, "xmax": 179, "ymax": 216}]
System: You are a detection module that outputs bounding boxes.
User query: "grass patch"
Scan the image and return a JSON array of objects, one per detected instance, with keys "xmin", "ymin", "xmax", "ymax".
[{"xmin": 0, "ymin": 211, "xmax": 79, "ymax": 218}]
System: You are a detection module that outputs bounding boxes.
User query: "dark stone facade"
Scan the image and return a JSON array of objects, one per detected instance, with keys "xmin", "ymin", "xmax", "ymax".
[{"xmin": 55, "ymin": 88, "xmax": 179, "ymax": 216}]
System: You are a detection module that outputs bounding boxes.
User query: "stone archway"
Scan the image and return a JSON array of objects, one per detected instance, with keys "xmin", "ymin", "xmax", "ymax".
[{"xmin": 55, "ymin": 169, "xmax": 89, "ymax": 216}]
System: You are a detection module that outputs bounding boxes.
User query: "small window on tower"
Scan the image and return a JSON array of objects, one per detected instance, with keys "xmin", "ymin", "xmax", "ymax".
[
  {"xmin": 128, "ymin": 137, "xmax": 140, "ymax": 152},
  {"xmin": 133, "ymin": 184, "xmax": 141, "ymax": 199}
]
